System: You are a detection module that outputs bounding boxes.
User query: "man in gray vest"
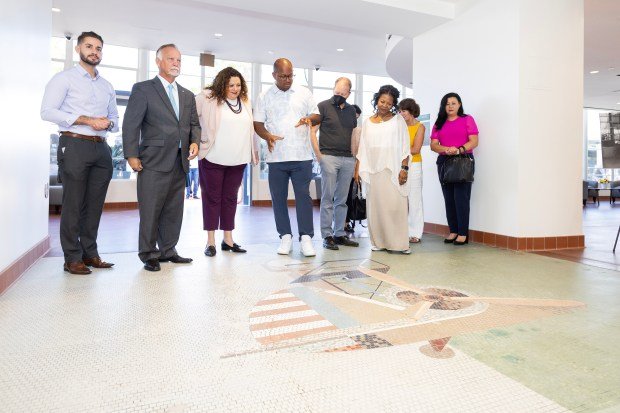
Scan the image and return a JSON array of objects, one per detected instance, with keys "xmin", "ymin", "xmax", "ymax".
[
  {"xmin": 122, "ymin": 44, "xmax": 201, "ymax": 272},
  {"xmin": 317, "ymin": 77, "xmax": 359, "ymax": 250}
]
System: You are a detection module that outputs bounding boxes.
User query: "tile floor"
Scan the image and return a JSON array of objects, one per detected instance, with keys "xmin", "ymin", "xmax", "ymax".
[{"xmin": 2, "ymin": 204, "xmax": 620, "ymax": 412}]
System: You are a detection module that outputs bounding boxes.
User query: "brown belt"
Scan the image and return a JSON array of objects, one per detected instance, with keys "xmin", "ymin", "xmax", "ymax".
[{"xmin": 60, "ymin": 132, "xmax": 106, "ymax": 143}]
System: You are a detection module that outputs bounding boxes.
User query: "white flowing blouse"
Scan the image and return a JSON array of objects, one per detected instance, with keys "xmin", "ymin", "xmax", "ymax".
[{"xmin": 356, "ymin": 115, "xmax": 411, "ymax": 196}]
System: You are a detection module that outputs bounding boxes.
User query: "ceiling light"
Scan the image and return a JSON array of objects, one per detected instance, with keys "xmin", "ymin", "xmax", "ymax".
[
  {"xmin": 336, "ymin": 48, "xmax": 344, "ymax": 52},
  {"xmin": 214, "ymin": 33, "xmax": 223, "ymax": 38},
  {"xmin": 590, "ymin": 70, "xmax": 599, "ymax": 74},
  {"xmin": 267, "ymin": 51, "xmax": 274, "ymax": 55},
  {"xmin": 51, "ymin": 7, "xmax": 60, "ymax": 12}
]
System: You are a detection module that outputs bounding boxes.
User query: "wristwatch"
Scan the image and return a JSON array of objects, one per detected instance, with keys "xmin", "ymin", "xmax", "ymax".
[
  {"xmin": 401, "ymin": 165, "xmax": 409, "ymax": 171},
  {"xmin": 107, "ymin": 120, "xmax": 115, "ymax": 131}
]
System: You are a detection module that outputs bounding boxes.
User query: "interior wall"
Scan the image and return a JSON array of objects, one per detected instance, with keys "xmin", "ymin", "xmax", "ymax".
[
  {"xmin": 0, "ymin": 0, "xmax": 51, "ymax": 271},
  {"xmin": 411, "ymin": 0, "xmax": 584, "ymax": 238}
]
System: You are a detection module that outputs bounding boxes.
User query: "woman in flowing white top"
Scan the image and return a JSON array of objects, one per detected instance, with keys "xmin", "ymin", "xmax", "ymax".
[{"xmin": 355, "ymin": 85, "xmax": 411, "ymax": 253}]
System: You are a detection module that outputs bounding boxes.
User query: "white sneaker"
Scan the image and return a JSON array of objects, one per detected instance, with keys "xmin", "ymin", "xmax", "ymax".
[
  {"xmin": 300, "ymin": 235, "xmax": 316, "ymax": 257},
  {"xmin": 277, "ymin": 234, "xmax": 293, "ymax": 255}
]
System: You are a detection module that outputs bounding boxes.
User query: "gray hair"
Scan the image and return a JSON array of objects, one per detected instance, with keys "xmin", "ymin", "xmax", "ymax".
[{"xmin": 156, "ymin": 43, "xmax": 179, "ymax": 60}]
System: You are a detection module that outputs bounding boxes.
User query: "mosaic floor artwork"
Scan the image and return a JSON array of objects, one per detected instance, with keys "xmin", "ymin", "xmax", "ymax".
[
  {"xmin": 1, "ymin": 236, "xmax": 619, "ymax": 412},
  {"xmin": 244, "ymin": 259, "xmax": 586, "ymax": 357}
]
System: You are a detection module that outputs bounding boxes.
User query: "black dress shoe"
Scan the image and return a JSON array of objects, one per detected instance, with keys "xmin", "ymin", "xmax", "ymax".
[
  {"xmin": 334, "ymin": 236, "xmax": 359, "ymax": 247},
  {"xmin": 323, "ymin": 236, "xmax": 339, "ymax": 250},
  {"xmin": 444, "ymin": 236, "xmax": 458, "ymax": 244},
  {"xmin": 204, "ymin": 245, "xmax": 216, "ymax": 257},
  {"xmin": 221, "ymin": 241, "xmax": 246, "ymax": 253},
  {"xmin": 159, "ymin": 254, "xmax": 193, "ymax": 263},
  {"xmin": 453, "ymin": 237, "xmax": 469, "ymax": 246},
  {"xmin": 144, "ymin": 258, "xmax": 161, "ymax": 272}
]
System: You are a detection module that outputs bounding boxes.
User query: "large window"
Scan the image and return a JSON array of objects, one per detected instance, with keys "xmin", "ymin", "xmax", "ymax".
[{"xmin": 584, "ymin": 108, "xmax": 620, "ymax": 182}]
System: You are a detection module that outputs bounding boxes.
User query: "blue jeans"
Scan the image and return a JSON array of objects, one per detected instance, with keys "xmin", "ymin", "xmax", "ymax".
[
  {"xmin": 186, "ymin": 167, "xmax": 199, "ymax": 197},
  {"xmin": 319, "ymin": 155, "xmax": 356, "ymax": 238},
  {"xmin": 267, "ymin": 160, "xmax": 314, "ymax": 238}
]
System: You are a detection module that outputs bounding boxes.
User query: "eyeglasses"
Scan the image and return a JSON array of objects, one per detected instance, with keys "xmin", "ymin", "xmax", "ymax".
[{"xmin": 276, "ymin": 74, "xmax": 295, "ymax": 80}]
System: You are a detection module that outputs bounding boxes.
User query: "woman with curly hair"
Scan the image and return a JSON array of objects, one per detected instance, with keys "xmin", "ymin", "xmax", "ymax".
[
  {"xmin": 196, "ymin": 67, "xmax": 257, "ymax": 257},
  {"xmin": 355, "ymin": 85, "xmax": 411, "ymax": 254}
]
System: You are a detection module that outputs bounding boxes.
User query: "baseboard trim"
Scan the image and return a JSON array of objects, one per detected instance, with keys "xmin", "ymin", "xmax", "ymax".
[
  {"xmin": 252, "ymin": 200, "xmax": 320, "ymax": 207},
  {"xmin": 424, "ymin": 223, "xmax": 584, "ymax": 251},
  {"xmin": 0, "ymin": 236, "xmax": 50, "ymax": 295}
]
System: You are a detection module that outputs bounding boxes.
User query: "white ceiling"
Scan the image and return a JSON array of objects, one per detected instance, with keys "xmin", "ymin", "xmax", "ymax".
[{"xmin": 51, "ymin": 0, "xmax": 619, "ymax": 109}]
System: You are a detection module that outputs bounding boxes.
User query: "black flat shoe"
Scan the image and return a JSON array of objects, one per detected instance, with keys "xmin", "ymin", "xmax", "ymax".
[
  {"xmin": 204, "ymin": 245, "xmax": 216, "ymax": 257},
  {"xmin": 444, "ymin": 236, "xmax": 458, "ymax": 244},
  {"xmin": 453, "ymin": 237, "xmax": 469, "ymax": 246},
  {"xmin": 221, "ymin": 241, "xmax": 246, "ymax": 253}
]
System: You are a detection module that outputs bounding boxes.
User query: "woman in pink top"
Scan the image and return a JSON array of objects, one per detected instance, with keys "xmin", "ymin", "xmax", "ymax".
[{"xmin": 430, "ymin": 93, "xmax": 479, "ymax": 245}]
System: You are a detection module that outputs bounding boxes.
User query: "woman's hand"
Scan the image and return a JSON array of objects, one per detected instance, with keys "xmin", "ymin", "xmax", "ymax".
[
  {"xmin": 398, "ymin": 169, "xmax": 408, "ymax": 185},
  {"xmin": 353, "ymin": 171, "xmax": 360, "ymax": 184},
  {"xmin": 445, "ymin": 146, "xmax": 460, "ymax": 155}
]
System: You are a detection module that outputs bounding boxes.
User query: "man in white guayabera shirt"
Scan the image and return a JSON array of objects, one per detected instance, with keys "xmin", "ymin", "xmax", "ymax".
[{"xmin": 253, "ymin": 58, "xmax": 320, "ymax": 257}]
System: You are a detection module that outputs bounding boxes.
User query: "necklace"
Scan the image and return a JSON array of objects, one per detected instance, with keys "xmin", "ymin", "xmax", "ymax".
[
  {"xmin": 374, "ymin": 113, "xmax": 391, "ymax": 123},
  {"xmin": 225, "ymin": 97, "xmax": 242, "ymax": 114}
]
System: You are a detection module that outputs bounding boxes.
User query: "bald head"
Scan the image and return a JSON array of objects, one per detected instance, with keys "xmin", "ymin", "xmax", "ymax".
[{"xmin": 272, "ymin": 58, "xmax": 294, "ymax": 91}]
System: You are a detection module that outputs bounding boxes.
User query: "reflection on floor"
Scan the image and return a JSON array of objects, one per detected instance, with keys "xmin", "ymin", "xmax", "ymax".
[{"xmin": 3, "ymin": 205, "xmax": 620, "ymax": 411}]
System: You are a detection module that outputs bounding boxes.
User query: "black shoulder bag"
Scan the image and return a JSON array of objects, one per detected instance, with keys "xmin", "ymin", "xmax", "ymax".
[{"xmin": 439, "ymin": 146, "xmax": 475, "ymax": 184}]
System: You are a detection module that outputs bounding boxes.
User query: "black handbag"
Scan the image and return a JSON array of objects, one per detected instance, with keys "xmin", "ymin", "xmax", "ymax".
[
  {"xmin": 440, "ymin": 151, "xmax": 475, "ymax": 184},
  {"xmin": 346, "ymin": 181, "xmax": 366, "ymax": 222}
]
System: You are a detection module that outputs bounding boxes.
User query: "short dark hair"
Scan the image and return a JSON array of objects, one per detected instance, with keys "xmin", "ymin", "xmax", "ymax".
[
  {"xmin": 156, "ymin": 44, "xmax": 178, "ymax": 59},
  {"xmin": 371, "ymin": 84, "xmax": 400, "ymax": 113},
  {"xmin": 352, "ymin": 104, "xmax": 362, "ymax": 115},
  {"xmin": 398, "ymin": 98, "xmax": 420, "ymax": 118},
  {"xmin": 77, "ymin": 31, "xmax": 103, "ymax": 45}
]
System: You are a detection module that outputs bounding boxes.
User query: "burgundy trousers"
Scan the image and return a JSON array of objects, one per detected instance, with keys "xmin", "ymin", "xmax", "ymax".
[{"xmin": 198, "ymin": 158, "xmax": 246, "ymax": 231}]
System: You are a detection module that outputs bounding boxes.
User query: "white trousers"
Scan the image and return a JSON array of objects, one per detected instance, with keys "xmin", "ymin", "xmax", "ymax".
[{"xmin": 408, "ymin": 162, "xmax": 424, "ymax": 239}]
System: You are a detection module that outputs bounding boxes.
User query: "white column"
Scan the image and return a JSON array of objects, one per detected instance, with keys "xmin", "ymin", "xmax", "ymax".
[{"xmin": 412, "ymin": 0, "xmax": 584, "ymax": 238}]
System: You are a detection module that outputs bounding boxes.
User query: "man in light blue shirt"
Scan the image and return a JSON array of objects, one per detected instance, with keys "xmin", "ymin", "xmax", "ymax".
[{"xmin": 41, "ymin": 31, "xmax": 118, "ymax": 275}]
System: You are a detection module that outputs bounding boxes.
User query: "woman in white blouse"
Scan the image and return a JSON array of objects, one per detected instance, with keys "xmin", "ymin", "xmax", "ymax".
[
  {"xmin": 196, "ymin": 67, "xmax": 257, "ymax": 257},
  {"xmin": 355, "ymin": 85, "xmax": 411, "ymax": 253}
]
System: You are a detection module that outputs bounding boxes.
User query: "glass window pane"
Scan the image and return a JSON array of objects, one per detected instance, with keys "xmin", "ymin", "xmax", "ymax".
[
  {"xmin": 51, "ymin": 37, "xmax": 66, "ymax": 60},
  {"xmin": 176, "ymin": 75, "xmax": 202, "ymax": 94},
  {"xmin": 100, "ymin": 44, "xmax": 138, "ymax": 68},
  {"xmin": 97, "ymin": 66, "xmax": 137, "ymax": 92},
  {"xmin": 313, "ymin": 88, "xmax": 334, "ymax": 105},
  {"xmin": 50, "ymin": 60, "xmax": 64, "ymax": 77},
  {"xmin": 363, "ymin": 74, "xmax": 395, "ymax": 93},
  {"xmin": 261, "ymin": 64, "xmax": 308, "ymax": 86},
  {"xmin": 313, "ymin": 70, "xmax": 355, "ymax": 89}
]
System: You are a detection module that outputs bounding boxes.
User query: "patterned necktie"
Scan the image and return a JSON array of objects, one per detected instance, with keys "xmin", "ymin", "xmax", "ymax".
[{"xmin": 167, "ymin": 84, "xmax": 179, "ymax": 119}]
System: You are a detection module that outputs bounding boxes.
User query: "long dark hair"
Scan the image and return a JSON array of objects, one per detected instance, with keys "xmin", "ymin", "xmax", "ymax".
[
  {"xmin": 372, "ymin": 84, "xmax": 400, "ymax": 114},
  {"xmin": 205, "ymin": 67, "xmax": 249, "ymax": 104},
  {"xmin": 434, "ymin": 92, "xmax": 466, "ymax": 130}
]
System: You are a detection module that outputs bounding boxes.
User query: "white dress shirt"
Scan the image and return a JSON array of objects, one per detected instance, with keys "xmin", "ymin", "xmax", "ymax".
[{"xmin": 253, "ymin": 84, "xmax": 319, "ymax": 163}]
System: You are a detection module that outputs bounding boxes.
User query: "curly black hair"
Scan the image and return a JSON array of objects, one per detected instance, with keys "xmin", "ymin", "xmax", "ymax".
[
  {"xmin": 205, "ymin": 67, "xmax": 249, "ymax": 104},
  {"xmin": 371, "ymin": 84, "xmax": 400, "ymax": 114}
]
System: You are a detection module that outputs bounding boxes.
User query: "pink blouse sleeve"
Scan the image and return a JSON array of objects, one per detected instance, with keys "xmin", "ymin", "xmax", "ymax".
[
  {"xmin": 430, "ymin": 124, "xmax": 439, "ymax": 140},
  {"xmin": 465, "ymin": 115, "xmax": 479, "ymax": 135}
]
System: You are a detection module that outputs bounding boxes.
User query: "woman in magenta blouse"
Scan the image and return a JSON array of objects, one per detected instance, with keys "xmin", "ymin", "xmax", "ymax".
[{"xmin": 430, "ymin": 93, "xmax": 479, "ymax": 245}]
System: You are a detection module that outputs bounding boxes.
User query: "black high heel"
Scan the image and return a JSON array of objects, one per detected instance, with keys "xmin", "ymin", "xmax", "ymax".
[
  {"xmin": 221, "ymin": 241, "xmax": 247, "ymax": 253},
  {"xmin": 444, "ymin": 236, "xmax": 457, "ymax": 244},
  {"xmin": 453, "ymin": 237, "xmax": 468, "ymax": 246}
]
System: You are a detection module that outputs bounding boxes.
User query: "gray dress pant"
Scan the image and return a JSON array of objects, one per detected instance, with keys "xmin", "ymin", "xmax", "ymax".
[
  {"xmin": 57, "ymin": 135, "xmax": 113, "ymax": 263},
  {"xmin": 137, "ymin": 152, "xmax": 186, "ymax": 262}
]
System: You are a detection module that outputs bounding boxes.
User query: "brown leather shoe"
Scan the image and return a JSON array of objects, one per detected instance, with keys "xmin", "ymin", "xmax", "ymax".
[
  {"xmin": 63, "ymin": 261, "xmax": 92, "ymax": 275},
  {"xmin": 83, "ymin": 256, "xmax": 115, "ymax": 268}
]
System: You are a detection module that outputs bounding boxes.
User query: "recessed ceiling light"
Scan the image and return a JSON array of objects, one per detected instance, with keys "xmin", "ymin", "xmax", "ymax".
[
  {"xmin": 608, "ymin": 67, "xmax": 615, "ymax": 70},
  {"xmin": 267, "ymin": 50, "xmax": 274, "ymax": 54},
  {"xmin": 590, "ymin": 70, "xmax": 599, "ymax": 74},
  {"xmin": 336, "ymin": 48, "xmax": 344, "ymax": 52},
  {"xmin": 51, "ymin": 7, "xmax": 60, "ymax": 12},
  {"xmin": 214, "ymin": 33, "xmax": 223, "ymax": 38}
]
